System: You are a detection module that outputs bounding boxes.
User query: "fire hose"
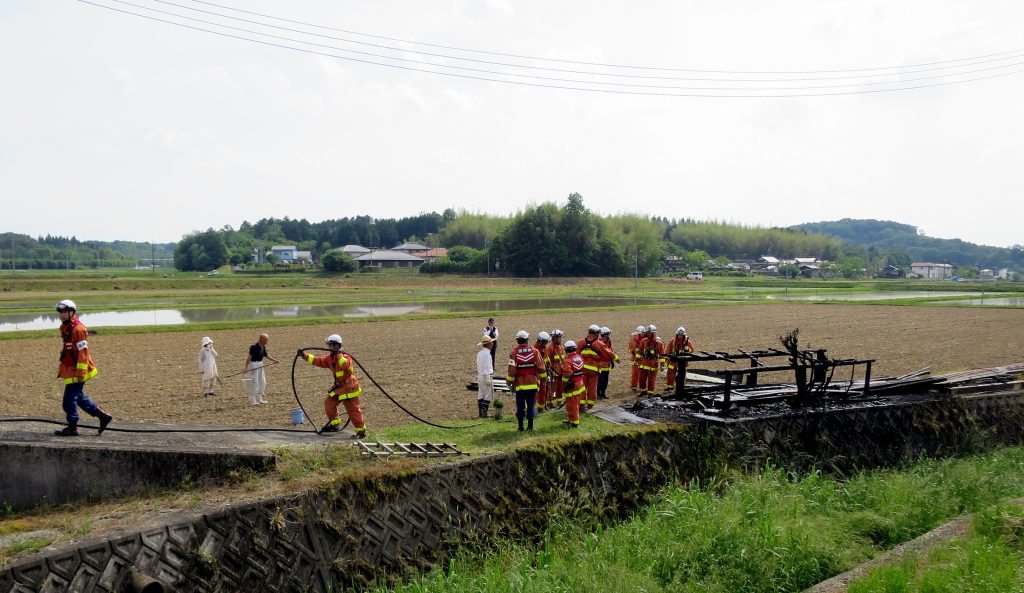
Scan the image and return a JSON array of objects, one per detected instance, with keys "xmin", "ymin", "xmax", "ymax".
[{"xmin": 292, "ymin": 347, "xmax": 484, "ymax": 434}]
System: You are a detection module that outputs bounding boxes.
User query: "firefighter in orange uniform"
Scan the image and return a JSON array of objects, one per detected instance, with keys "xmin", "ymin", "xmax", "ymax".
[
  {"xmin": 546, "ymin": 329, "xmax": 567, "ymax": 407},
  {"xmin": 54, "ymin": 300, "xmax": 113, "ymax": 436},
  {"xmin": 578, "ymin": 324, "xmax": 614, "ymax": 411},
  {"xmin": 560, "ymin": 341, "xmax": 586, "ymax": 428},
  {"xmin": 507, "ymin": 330, "xmax": 546, "ymax": 431},
  {"xmin": 597, "ymin": 326, "xmax": 619, "ymax": 400},
  {"xmin": 299, "ymin": 334, "xmax": 367, "ymax": 438},
  {"xmin": 664, "ymin": 326, "xmax": 696, "ymax": 393},
  {"xmin": 533, "ymin": 331, "xmax": 552, "ymax": 412},
  {"xmin": 629, "ymin": 325, "xmax": 646, "ymax": 393},
  {"xmin": 637, "ymin": 324, "xmax": 664, "ymax": 397}
]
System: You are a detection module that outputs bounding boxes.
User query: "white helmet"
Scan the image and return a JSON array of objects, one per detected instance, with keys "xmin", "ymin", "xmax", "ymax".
[
  {"xmin": 635, "ymin": 325, "xmax": 645, "ymax": 333},
  {"xmin": 564, "ymin": 340, "xmax": 577, "ymax": 351},
  {"xmin": 588, "ymin": 324, "xmax": 601, "ymax": 333},
  {"xmin": 647, "ymin": 324, "xmax": 657, "ymax": 332},
  {"xmin": 515, "ymin": 330, "xmax": 529, "ymax": 340},
  {"xmin": 600, "ymin": 326, "xmax": 611, "ymax": 335},
  {"xmin": 55, "ymin": 299, "xmax": 77, "ymax": 312},
  {"xmin": 551, "ymin": 329, "xmax": 564, "ymax": 337},
  {"xmin": 676, "ymin": 326, "xmax": 687, "ymax": 335},
  {"xmin": 537, "ymin": 331, "xmax": 551, "ymax": 342},
  {"xmin": 324, "ymin": 334, "xmax": 343, "ymax": 345}
]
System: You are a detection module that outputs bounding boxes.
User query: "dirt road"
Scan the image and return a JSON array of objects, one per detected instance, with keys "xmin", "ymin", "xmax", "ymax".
[{"xmin": 3, "ymin": 304, "xmax": 1021, "ymax": 430}]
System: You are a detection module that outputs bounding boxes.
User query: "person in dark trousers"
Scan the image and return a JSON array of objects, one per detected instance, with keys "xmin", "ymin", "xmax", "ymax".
[
  {"xmin": 54, "ymin": 299, "xmax": 113, "ymax": 436},
  {"xmin": 484, "ymin": 317, "xmax": 499, "ymax": 367},
  {"xmin": 506, "ymin": 330, "xmax": 545, "ymax": 432}
]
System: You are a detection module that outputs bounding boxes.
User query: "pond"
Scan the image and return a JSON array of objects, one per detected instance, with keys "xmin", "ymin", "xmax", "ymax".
[{"xmin": 0, "ymin": 297, "xmax": 685, "ymax": 332}]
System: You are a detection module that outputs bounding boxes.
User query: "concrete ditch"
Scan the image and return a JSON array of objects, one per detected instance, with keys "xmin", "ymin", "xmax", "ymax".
[{"xmin": 3, "ymin": 391, "xmax": 1024, "ymax": 593}]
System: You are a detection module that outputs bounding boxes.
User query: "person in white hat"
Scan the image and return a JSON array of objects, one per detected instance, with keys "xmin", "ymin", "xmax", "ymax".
[
  {"xmin": 198, "ymin": 336, "xmax": 219, "ymax": 397},
  {"xmin": 475, "ymin": 335, "xmax": 495, "ymax": 417}
]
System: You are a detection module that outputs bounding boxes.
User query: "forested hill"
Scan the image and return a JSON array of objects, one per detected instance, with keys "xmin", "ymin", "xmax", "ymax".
[
  {"xmin": 791, "ymin": 219, "xmax": 1023, "ymax": 269},
  {"xmin": 0, "ymin": 233, "xmax": 175, "ymax": 269}
]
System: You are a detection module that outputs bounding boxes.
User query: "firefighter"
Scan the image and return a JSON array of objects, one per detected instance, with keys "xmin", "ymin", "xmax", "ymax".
[
  {"xmin": 534, "ymin": 331, "xmax": 551, "ymax": 412},
  {"xmin": 578, "ymin": 324, "xmax": 614, "ymax": 411},
  {"xmin": 298, "ymin": 334, "xmax": 367, "ymax": 438},
  {"xmin": 664, "ymin": 327, "xmax": 696, "ymax": 393},
  {"xmin": 597, "ymin": 326, "xmax": 619, "ymax": 400},
  {"xmin": 507, "ymin": 330, "xmax": 545, "ymax": 431},
  {"xmin": 560, "ymin": 340, "xmax": 586, "ymax": 428},
  {"xmin": 637, "ymin": 324, "xmax": 664, "ymax": 397},
  {"xmin": 54, "ymin": 300, "xmax": 113, "ymax": 436},
  {"xmin": 546, "ymin": 329, "xmax": 567, "ymax": 407},
  {"xmin": 629, "ymin": 325, "xmax": 646, "ymax": 392}
]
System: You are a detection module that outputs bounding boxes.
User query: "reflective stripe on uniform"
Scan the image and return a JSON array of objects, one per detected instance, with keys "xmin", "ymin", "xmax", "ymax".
[
  {"xmin": 328, "ymin": 386, "xmax": 363, "ymax": 400},
  {"xmin": 76, "ymin": 362, "xmax": 89, "ymax": 370}
]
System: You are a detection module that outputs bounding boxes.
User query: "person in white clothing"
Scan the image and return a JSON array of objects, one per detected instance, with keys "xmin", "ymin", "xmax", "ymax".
[
  {"xmin": 476, "ymin": 335, "xmax": 495, "ymax": 418},
  {"xmin": 243, "ymin": 333, "xmax": 278, "ymax": 405},
  {"xmin": 198, "ymin": 336, "xmax": 219, "ymax": 397}
]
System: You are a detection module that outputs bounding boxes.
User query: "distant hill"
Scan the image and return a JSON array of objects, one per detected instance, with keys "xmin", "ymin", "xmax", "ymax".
[
  {"xmin": 791, "ymin": 219, "xmax": 1022, "ymax": 269},
  {"xmin": 0, "ymin": 233, "xmax": 175, "ymax": 269}
]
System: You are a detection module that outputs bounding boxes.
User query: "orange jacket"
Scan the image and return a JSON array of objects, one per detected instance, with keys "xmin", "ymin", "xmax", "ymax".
[
  {"xmin": 664, "ymin": 336, "xmax": 695, "ymax": 369},
  {"xmin": 506, "ymin": 344, "xmax": 546, "ymax": 391},
  {"xmin": 560, "ymin": 352, "xmax": 586, "ymax": 397},
  {"xmin": 58, "ymin": 317, "xmax": 97, "ymax": 384},
  {"xmin": 533, "ymin": 340, "xmax": 551, "ymax": 379},
  {"xmin": 546, "ymin": 341, "xmax": 567, "ymax": 376},
  {"xmin": 305, "ymin": 351, "xmax": 362, "ymax": 400},
  {"xmin": 638, "ymin": 334, "xmax": 664, "ymax": 370},
  {"xmin": 578, "ymin": 332, "xmax": 613, "ymax": 372},
  {"xmin": 597, "ymin": 336, "xmax": 619, "ymax": 371},
  {"xmin": 629, "ymin": 332, "xmax": 645, "ymax": 366}
]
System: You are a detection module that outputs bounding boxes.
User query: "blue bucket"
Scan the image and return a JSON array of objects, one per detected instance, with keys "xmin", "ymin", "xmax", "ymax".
[{"xmin": 290, "ymin": 407, "xmax": 306, "ymax": 425}]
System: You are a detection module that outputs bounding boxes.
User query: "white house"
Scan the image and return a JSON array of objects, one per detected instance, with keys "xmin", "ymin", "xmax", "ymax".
[
  {"xmin": 355, "ymin": 250, "xmax": 425, "ymax": 268},
  {"xmin": 909, "ymin": 262, "xmax": 953, "ymax": 280},
  {"xmin": 270, "ymin": 245, "xmax": 298, "ymax": 263}
]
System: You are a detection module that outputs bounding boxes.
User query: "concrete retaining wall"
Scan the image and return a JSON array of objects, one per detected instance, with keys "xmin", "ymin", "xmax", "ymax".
[
  {"xmin": 3, "ymin": 392, "xmax": 1024, "ymax": 593},
  {"xmin": 0, "ymin": 443, "xmax": 274, "ymax": 511}
]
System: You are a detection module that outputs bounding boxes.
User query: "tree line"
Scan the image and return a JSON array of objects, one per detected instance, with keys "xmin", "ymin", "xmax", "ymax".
[{"xmin": 0, "ymin": 233, "xmax": 175, "ymax": 270}]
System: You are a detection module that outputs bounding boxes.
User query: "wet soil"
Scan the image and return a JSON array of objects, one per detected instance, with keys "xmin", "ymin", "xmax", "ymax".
[{"xmin": 3, "ymin": 304, "xmax": 1021, "ymax": 430}]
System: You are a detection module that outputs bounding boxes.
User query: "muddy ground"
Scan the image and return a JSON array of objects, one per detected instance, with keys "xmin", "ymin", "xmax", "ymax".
[{"xmin": 2, "ymin": 304, "xmax": 1022, "ymax": 430}]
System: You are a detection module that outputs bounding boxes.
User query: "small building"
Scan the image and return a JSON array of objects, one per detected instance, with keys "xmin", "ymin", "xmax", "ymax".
[
  {"xmin": 979, "ymin": 269, "xmax": 995, "ymax": 280},
  {"xmin": 392, "ymin": 242, "xmax": 430, "ymax": 253},
  {"xmin": 909, "ymin": 262, "xmax": 953, "ymax": 280},
  {"xmin": 420, "ymin": 247, "xmax": 449, "ymax": 261},
  {"xmin": 355, "ymin": 250, "xmax": 425, "ymax": 269},
  {"xmin": 878, "ymin": 264, "xmax": 903, "ymax": 279},
  {"xmin": 339, "ymin": 244, "xmax": 371, "ymax": 257},
  {"xmin": 270, "ymin": 245, "xmax": 298, "ymax": 263},
  {"xmin": 661, "ymin": 255, "xmax": 687, "ymax": 274}
]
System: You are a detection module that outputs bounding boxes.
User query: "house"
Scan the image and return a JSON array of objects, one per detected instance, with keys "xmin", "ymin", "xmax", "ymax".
[
  {"xmin": 355, "ymin": 250, "xmax": 425, "ymax": 269},
  {"xmin": 270, "ymin": 246, "xmax": 298, "ymax": 263},
  {"xmin": 879, "ymin": 264, "xmax": 903, "ymax": 279},
  {"xmin": 909, "ymin": 262, "xmax": 953, "ymax": 280},
  {"xmin": 392, "ymin": 242, "xmax": 430, "ymax": 253},
  {"xmin": 420, "ymin": 247, "xmax": 449, "ymax": 261},
  {"xmin": 338, "ymin": 244, "xmax": 371, "ymax": 257},
  {"xmin": 979, "ymin": 269, "xmax": 995, "ymax": 280},
  {"xmin": 661, "ymin": 255, "xmax": 687, "ymax": 274}
]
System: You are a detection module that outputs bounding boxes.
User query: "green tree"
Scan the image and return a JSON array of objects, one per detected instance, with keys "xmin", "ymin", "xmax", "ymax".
[
  {"xmin": 174, "ymin": 230, "xmax": 228, "ymax": 271},
  {"xmin": 321, "ymin": 250, "xmax": 357, "ymax": 273}
]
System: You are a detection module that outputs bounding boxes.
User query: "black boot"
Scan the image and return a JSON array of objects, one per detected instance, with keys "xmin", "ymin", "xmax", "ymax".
[
  {"xmin": 527, "ymin": 417, "xmax": 534, "ymax": 431},
  {"xmin": 517, "ymin": 417, "xmax": 525, "ymax": 432},
  {"xmin": 478, "ymin": 400, "xmax": 486, "ymax": 418},
  {"xmin": 481, "ymin": 401, "xmax": 490, "ymax": 418},
  {"xmin": 97, "ymin": 411, "xmax": 113, "ymax": 435},
  {"xmin": 55, "ymin": 420, "xmax": 79, "ymax": 437}
]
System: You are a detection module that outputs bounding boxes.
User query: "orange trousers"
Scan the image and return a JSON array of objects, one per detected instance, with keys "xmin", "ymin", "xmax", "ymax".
[
  {"xmin": 551, "ymin": 373, "xmax": 564, "ymax": 401},
  {"xmin": 537, "ymin": 378, "xmax": 550, "ymax": 408},
  {"xmin": 326, "ymin": 395, "xmax": 366, "ymax": 430},
  {"xmin": 666, "ymin": 362, "xmax": 686, "ymax": 390},
  {"xmin": 566, "ymin": 394, "xmax": 580, "ymax": 425},
  {"xmin": 638, "ymin": 368, "xmax": 658, "ymax": 394},
  {"xmin": 630, "ymin": 362, "xmax": 640, "ymax": 389},
  {"xmin": 583, "ymin": 370, "xmax": 599, "ymax": 405}
]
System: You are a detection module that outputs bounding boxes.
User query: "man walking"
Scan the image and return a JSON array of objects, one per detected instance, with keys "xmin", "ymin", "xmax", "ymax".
[{"xmin": 54, "ymin": 300, "xmax": 113, "ymax": 436}]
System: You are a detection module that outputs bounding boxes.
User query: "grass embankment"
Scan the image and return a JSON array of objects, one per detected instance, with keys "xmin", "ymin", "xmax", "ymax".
[
  {"xmin": 369, "ymin": 447, "xmax": 1024, "ymax": 593},
  {"xmin": 848, "ymin": 504, "xmax": 1024, "ymax": 593}
]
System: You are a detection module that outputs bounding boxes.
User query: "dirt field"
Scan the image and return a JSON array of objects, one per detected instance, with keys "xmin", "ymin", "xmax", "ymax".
[{"xmin": 3, "ymin": 304, "xmax": 1022, "ymax": 430}]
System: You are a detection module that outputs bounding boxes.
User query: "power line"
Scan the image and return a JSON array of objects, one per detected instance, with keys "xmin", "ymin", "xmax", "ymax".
[
  {"xmin": 186, "ymin": 0, "xmax": 1024, "ymax": 76},
  {"xmin": 96, "ymin": 0, "xmax": 1024, "ymax": 91},
  {"xmin": 135, "ymin": 0, "xmax": 1024, "ymax": 83},
  {"xmin": 79, "ymin": 0, "xmax": 1024, "ymax": 98}
]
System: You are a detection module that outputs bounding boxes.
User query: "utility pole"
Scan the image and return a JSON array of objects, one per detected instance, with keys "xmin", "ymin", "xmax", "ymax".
[
  {"xmin": 634, "ymin": 246, "xmax": 639, "ymax": 290},
  {"xmin": 485, "ymin": 238, "xmax": 490, "ymax": 276}
]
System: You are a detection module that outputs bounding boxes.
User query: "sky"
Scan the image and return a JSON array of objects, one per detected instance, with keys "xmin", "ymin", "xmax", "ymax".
[{"xmin": 2, "ymin": 0, "xmax": 1022, "ymax": 248}]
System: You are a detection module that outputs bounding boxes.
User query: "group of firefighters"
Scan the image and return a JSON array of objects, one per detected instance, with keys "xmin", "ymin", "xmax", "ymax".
[{"xmin": 494, "ymin": 323, "xmax": 695, "ymax": 431}]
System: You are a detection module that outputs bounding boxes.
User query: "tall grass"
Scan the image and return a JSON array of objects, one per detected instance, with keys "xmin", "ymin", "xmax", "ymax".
[{"xmin": 370, "ymin": 447, "xmax": 1024, "ymax": 593}]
